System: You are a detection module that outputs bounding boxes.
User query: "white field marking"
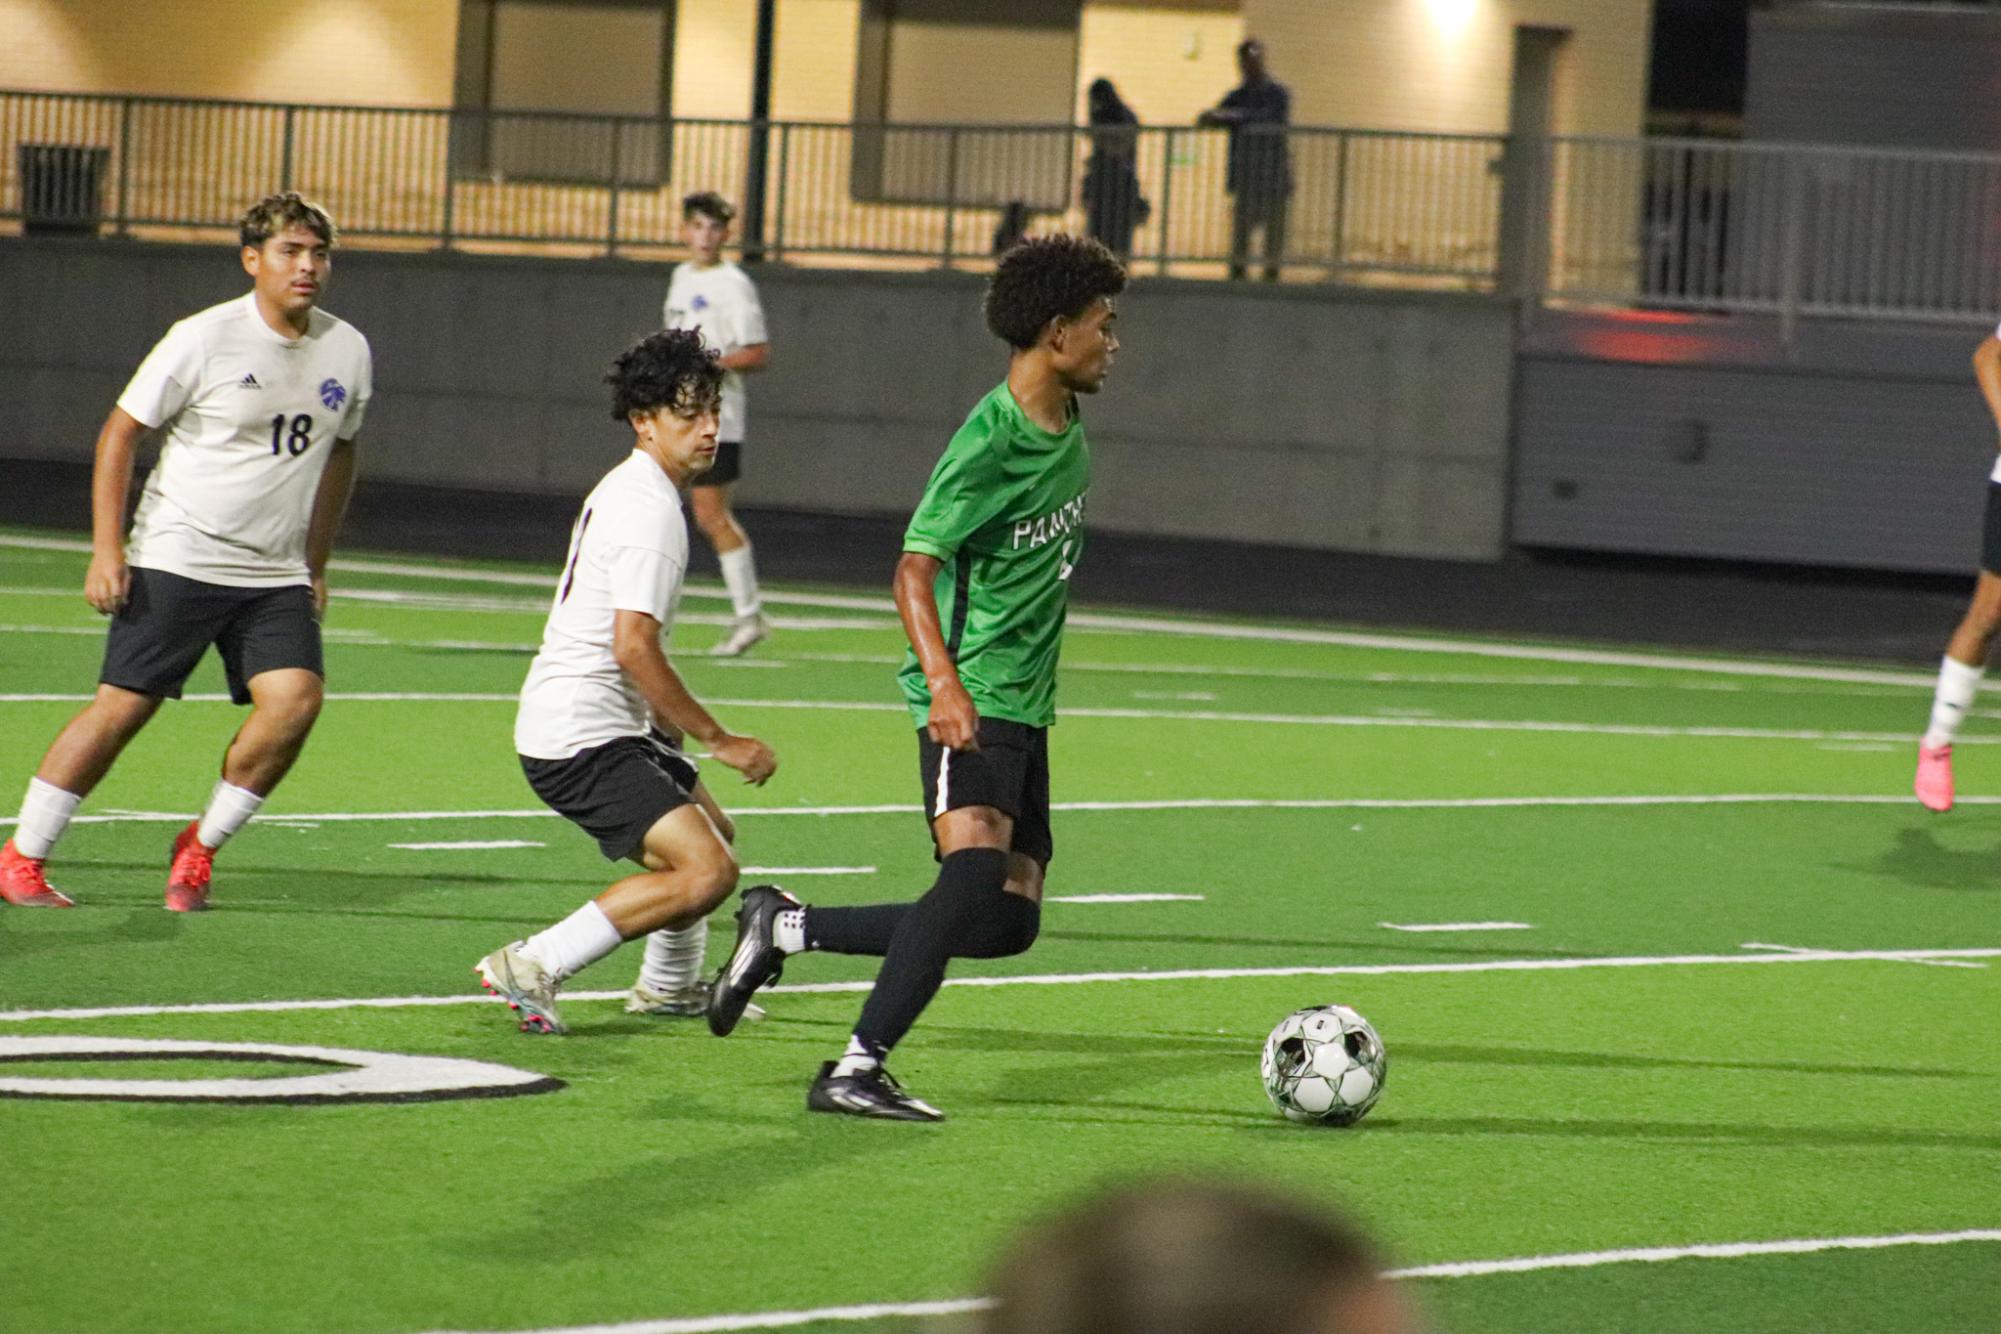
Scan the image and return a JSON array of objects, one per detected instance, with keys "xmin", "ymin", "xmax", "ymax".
[
  {"xmin": 1047, "ymin": 892, "xmax": 1206, "ymax": 903},
  {"xmin": 0, "ymin": 689, "xmax": 1956, "ymax": 747},
  {"xmin": 0, "ymin": 622, "xmax": 1919, "ymax": 701},
  {"xmin": 1743, "ymin": 941, "xmax": 1986, "ymax": 971},
  {"xmin": 739, "ymin": 866, "xmax": 876, "ymax": 876},
  {"xmin": 0, "ymin": 534, "xmax": 1945, "ymax": 690},
  {"xmin": 17, "ymin": 791, "xmax": 2001, "ymax": 830},
  {"xmin": 1132, "ymin": 689, "xmax": 1219, "ymax": 702},
  {"xmin": 415, "ymin": 1231, "xmax": 2001, "ymax": 1334},
  {"xmin": 7, "ymin": 945, "xmax": 1999, "ymax": 1024},
  {"xmin": 389, "ymin": 840, "xmax": 545, "ymax": 851},
  {"xmin": 1381, "ymin": 921, "xmax": 1534, "ymax": 933}
]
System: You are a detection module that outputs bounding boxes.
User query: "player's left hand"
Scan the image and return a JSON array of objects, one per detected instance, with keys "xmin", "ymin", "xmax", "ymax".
[{"xmin": 310, "ymin": 572, "xmax": 329, "ymax": 621}]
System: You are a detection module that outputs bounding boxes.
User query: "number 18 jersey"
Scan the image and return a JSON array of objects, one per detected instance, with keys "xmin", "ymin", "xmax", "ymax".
[
  {"xmin": 118, "ymin": 293, "xmax": 373, "ymax": 588},
  {"xmin": 897, "ymin": 381, "xmax": 1090, "ymax": 730}
]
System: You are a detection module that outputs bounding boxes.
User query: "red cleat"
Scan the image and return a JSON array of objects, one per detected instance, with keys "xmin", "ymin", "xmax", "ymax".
[
  {"xmin": 165, "ymin": 820, "xmax": 215, "ymax": 912},
  {"xmin": 1, "ymin": 838, "xmax": 75, "ymax": 908}
]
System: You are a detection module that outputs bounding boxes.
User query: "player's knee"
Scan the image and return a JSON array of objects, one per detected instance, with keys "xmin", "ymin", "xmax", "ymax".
[
  {"xmin": 991, "ymin": 893, "xmax": 1040, "ymax": 956},
  {"xmin": 693, "ymin": 843, "xmax": 739, "ymax": 914}
]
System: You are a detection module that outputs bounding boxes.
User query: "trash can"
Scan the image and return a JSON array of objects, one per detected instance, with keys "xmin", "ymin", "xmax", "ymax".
[{"xmin": 19, "ymin": 143, "xmax": 109, "ymax": 237}]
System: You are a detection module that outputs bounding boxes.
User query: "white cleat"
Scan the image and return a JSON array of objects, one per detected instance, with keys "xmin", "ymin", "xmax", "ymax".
[
  {"xmin": 475, "ymin": 943, "xmax": 567, "ymax": 1034},
  {"xmin": 710, "ymin": 614, "xmax": 770, "ymax": 657}
]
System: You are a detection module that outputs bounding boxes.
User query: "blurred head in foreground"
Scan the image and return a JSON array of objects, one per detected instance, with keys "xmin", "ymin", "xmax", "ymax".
[{"xmin": 982, "ymin": 1179, "xmax": 1419, "ymax": 1334}]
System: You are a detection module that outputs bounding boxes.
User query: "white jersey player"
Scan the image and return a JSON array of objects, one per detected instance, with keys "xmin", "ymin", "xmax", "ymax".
[
  {"xmin": 2, "ymin": 192, "xmax": 371, "ymax": 913},
  {"xmin": 474, "ymin": 329, "xmax": 779, "ymax": 1034},
  {"xmin": 1914, "ymin": 317, "xmax": 2001, "ymax": 810},
  {"xmin": 662, "ymin": 191, "xmax": 773, "ymax": 657}
]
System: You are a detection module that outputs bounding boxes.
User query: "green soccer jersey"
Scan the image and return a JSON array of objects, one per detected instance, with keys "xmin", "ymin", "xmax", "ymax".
[{"xmin": 898, "ymin": 381, "xmax": 1091, "ymax": 729}]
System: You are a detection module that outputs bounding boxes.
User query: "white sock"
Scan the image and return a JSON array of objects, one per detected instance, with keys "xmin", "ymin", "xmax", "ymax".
[
  {"xmin": 719, "ymin": 543, "xmax": 762, "ymax": 620},
  {"xmin": 196, "ymin": 781, "xmax": 264, "ymax": 851},
  {"xmin": 637, "ymin": 919, "xmax": 708, "ymax": 993},
  {"xmin": 13, "ymin": 778, "xmax": 82, "ymax": 860},
  {"xmin": 832, "ymin": 1035, "xmax": 881, "ymax": 1079},
  {"xmin": 521, "ymin": 901, "xmax": 623, "ymax": 983},
  {"xmin": 774, "ymin": 907, "xmax": 807, "ymax": 954},
  {"xmin": 1923, "ymin": 656, "xmax": 1984, "ymax": 750}
]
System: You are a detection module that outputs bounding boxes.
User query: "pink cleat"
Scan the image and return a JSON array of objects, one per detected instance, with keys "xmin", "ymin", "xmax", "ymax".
[
  {"xmin": 165, "ymin": 820, "xmax": 215, "ymax": 912},
  {"xmin": 1914, "ymin": 744, "xmax": 1955, "ymax": 813},
  {"xmin": 0, "ymin": 838, "xmax": 76, "ymax": 908}
]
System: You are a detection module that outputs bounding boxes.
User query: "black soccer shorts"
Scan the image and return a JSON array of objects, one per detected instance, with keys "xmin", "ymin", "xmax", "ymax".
[
  {"xmin": 1980, "ymin": 482, "xmax": 2001, "ymax": 575},
  {"xmin": 100, "ymin": 566, "xmax": 323, "ymax": 705},
  {"xmin": 915, "ymin": 717, "xmax": 1052, "ymax": 867},
  {"xmin": 520, "ymin": 730, "xmax": 699, "ymax": 862}
]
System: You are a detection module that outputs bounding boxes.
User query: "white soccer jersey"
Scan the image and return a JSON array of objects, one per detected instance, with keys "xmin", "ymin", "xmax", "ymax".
[
  {"xmin": 514, "ymin": 450, "xmax": 690, "ymax": 760},
  {"xmin": 117, "ymin": 293, "xmax": 372, "ymax": 587},
  {"xmin": 663, "ymin": 260, "xmax": 767, "ymax": 443}
]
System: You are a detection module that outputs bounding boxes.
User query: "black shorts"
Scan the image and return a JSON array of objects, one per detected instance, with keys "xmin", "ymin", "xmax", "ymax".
[
  {"xmin": 1981, "ymin": 483, "xmax": 2001, "ymax": 575},
  {"xmin": 521, "ymin": 731, "xmax": 698, "ymax": 862},
  {"xmin": 100, "ymin": 566, "xmax": 323, "ymax": 706},
  {"xmin": 916, "ymin": 718, "xmax": 1052, "ymax": 867},
  {"xmin": 691, "ymin": 440, "xmax": 742, "ymax": 487}
]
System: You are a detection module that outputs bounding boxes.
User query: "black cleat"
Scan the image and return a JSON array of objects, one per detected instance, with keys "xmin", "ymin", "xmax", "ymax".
[
  {"xmin": 807, "ymin": 1060, "xmax": 945, "ymax": 1122},
  {"xmin": 707, "ymin": 884, "xmax": 799, "ymax": 1036}
]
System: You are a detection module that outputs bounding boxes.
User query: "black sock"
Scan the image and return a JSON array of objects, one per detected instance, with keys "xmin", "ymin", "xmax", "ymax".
[
  {"xmin": 853, "ymin": 847, "xmax": 1015, "ymax": 1054},
  {"xmin": 802, "ymin": 903, "xmax": 908, "ymax": 955}
]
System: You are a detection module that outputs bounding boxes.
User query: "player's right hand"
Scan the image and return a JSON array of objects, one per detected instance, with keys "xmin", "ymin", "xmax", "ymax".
[
  {"xmin": 84, "ymin": 550, "xmax": 129, "ymax": 615},
  {"xmin": 712, "ymin": 733, "xmax": 777, "ymax": 786},
  {"xmin": 927, "ymin": 680, "xmax": 981, "ymax": 752}
]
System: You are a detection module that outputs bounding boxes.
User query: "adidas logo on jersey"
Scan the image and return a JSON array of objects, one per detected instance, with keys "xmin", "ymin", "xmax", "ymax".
[{"xmin": 238, "ymin": 373, "xmax": 262, "ymax": 389}]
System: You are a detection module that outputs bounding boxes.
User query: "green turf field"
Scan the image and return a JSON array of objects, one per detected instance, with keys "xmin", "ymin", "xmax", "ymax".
[{"xmin": 2, "ymin": 531, "xmax": 1997, "ymax": 1334}]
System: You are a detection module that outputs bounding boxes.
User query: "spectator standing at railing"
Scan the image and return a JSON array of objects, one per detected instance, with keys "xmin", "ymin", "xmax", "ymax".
[
  {"xmin": 1198, "ymin": 38, "xmax": 1292, "ymax": 281},
  {"xmin": 1083, "ymin": 78, "xmax": 1149, "ymax": 260},
  {"xmin": 663, "ymin": 191, "xmax": 773, "ymax": 657}
]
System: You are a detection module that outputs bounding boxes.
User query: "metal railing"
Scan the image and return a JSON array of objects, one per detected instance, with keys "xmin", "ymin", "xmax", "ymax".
[{"xmin": 5, "ymin": 89, "xmax": 2001, "ymax": 325}]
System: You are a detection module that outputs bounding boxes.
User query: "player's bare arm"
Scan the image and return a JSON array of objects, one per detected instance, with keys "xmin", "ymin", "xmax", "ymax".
[
  {"xmin": 304, "ymin": 435, "xmax": 359, "ymax": 619},
  {"xmin": 84, "ymin": 407, "xmax": 150, "ymax": 614},
  {"xmin": 612, "ymin": 608, "xmax": 775, "ymax": 784},
  {"xmin": 1974, "ymin": 335, "xmax": 2001, "ymax": 441},
  {"xmin": 894, "ymin": 551, "xmax": 979, "ymax": 752},
  {"xmin": 716, "ymin": 343, "xmax": 770, "ymax": 374}
]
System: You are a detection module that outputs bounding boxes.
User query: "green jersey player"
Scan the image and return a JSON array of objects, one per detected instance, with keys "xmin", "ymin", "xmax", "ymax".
[{"xmin": 706, "ymin": 235, "xmax": 1126, "ymax": 1120}]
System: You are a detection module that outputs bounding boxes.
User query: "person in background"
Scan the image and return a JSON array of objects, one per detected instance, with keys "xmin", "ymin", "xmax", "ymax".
[
  {"xmin": 1083, "ymin": 77, "xmax": 1148, "ymax": 260},
  {"xmin": 1198, "ymin": 38, "xmax": 1293, "ymax": 281}
]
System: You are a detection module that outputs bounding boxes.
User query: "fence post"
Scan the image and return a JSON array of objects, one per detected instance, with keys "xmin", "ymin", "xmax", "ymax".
[
  {"xmin": 115, "ymin": 97, "xmax": 133, "ymax": 237},
  {"xmin": 1330, "ymin": 130, "xmax": 1348, "ymax": 280},
  {"xmin": 440, "ymin": 110, "xmax": 457, "ymax": 252},
  {"xmin": 607, "ymin": 119, "xmax": 623, "ymax": 257},
  {"xmin": 772, "ymin": 123, "xmax": 789, "ymax": 260},
  {"xmin": 1156, "ymin": 127, "xmax": 1175, "ymax": 275},
  {"xmin": 1779, "ymin": 151, "xmax": 1803, "ymax": 352},
  {"xmin": 941, "ymin": 125, "xmax": 959, "ymax": 270},
  {"xmin": 281, "ymin": 104, "xmax": 296, "ymax": 193}
]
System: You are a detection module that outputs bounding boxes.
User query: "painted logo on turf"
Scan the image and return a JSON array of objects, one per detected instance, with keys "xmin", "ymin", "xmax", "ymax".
[
  {"xmin": 319, "ymin": 377, "xmax": 346, "ymax": 411},
  {"xmin": 0, "ymin": 1036, "xmax": 563, "ymax": 1105}
]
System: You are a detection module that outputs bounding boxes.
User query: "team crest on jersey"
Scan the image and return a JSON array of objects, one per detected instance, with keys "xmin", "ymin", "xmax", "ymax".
[
  {"xmin": 319, "ymin": 378, "xmax": 346, "ymax": 411},
  {"xmin": 692, "ymin": 295, "xmax": 709, "ymax": 310}
]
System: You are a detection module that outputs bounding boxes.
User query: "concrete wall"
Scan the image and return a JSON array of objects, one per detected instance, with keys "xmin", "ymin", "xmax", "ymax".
[
  {"xmin": 0, "ymin": 237, "xmax": 1513, "ymax": 560},
  {"xmin": 1512, "ymin": 313, "xmax": 1998, "ymax": 573}
]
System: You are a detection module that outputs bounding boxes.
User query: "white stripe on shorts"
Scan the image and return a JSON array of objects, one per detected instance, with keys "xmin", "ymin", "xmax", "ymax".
[{"xmin": 935, "ymin": 747, "xmax": 951, "ymax": 818}]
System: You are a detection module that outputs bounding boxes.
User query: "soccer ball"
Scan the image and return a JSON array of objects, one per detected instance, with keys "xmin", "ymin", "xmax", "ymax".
[{"xmin": 1260, "ymin": 1004, "xmax": 1387, "ymax": 1126}]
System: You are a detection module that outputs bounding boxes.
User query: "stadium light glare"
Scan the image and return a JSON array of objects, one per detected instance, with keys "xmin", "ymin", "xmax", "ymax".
[{"xmin": 1425, "ymin": 0, "xmax": 1479, "ymax": 36}]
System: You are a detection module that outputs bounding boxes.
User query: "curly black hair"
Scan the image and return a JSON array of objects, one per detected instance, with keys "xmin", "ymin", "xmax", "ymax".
[
  {"xmin": 239, "ymin": 191, "xmax": 335, "ymax": 249},
  {"xmin": 683, "ymin": 191, "xmax": 736, "ymax": 224},
  {"xmin": 605, "ymin": 329, "xmax": 724, "ymax": 423},
  {"xmin": 984, "ymin": 235, "xmax": 1126, "ymax": 350}
]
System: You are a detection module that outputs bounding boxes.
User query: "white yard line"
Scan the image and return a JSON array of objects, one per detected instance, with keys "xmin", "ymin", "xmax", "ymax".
[
  {"xmin": 1381, "ymin": 921, "xmax": 1534, "ymax": 933},
  {"xmin": 10, "ymin": 792, "xmax": 2001, "ymax": 830},
  {"xmin": 388, "ymin": 840, "xmax": 545, "ymax": 851},
  {"xmin": 1742, "ymin": 941, "xmax": 1986, "ymax": 970},
  {"xmin": 0, "ymin": 688, "xmax": 1962, "ymax": 747},
  {"xmin": 0, "ymin": 534, "xmax": 1940, "ymax": 688},
  {"xmin": 412, "ymin": 1230, "xmax": 2001, "ymax": 1333},
  {"xmin": 739, "ymin": 866, "xmax": 876, "ymax": 876},
  {"xmin": 1047, "ymin": 893, "xmax": 1205, "ymax": 903},
  {"xmin": 5, "ymin": 945, "xmax": 1996, "ymax": 1024}
]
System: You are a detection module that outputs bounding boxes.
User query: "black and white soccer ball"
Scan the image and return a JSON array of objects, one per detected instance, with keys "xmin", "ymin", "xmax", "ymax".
[{"xmin": 1260, "ymin": 1003, "xmax": 1387, "ymax": 1126}]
